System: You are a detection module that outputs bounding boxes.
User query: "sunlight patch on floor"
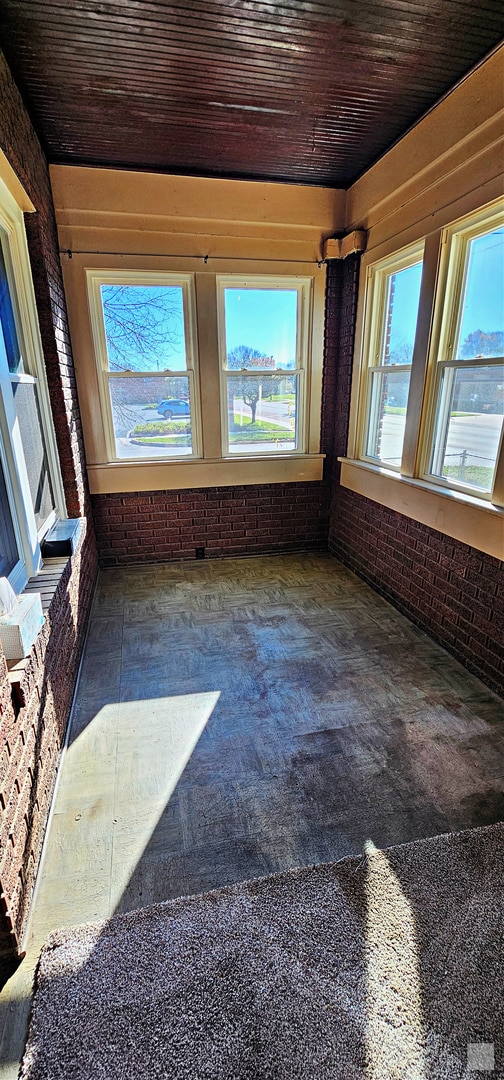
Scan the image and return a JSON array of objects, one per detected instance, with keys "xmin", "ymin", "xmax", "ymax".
[
  {"xmin": 364, "ymin": 839, "xmax": 427, "ymax": 1080},
  {"xmin": 28, "ymin": 691, "xmax": 220, "ymax": 940}
]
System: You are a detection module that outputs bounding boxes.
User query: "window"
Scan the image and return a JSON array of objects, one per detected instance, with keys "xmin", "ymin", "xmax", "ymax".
[
  {"xmin": 87, "ymin": 272, "xmax": 199, "ymax": 461},
  {"xmin": 424, "ymin": 215, "xmax": 504, "ymax": 499},
  {"xmin": 0, "ymin": 178, "xmax": 64, "ymax": 592},
  {"xmin": 218, "ymin": 277, "xmax": 311, "ymax": 456},
  {"xmin": 81, "ymin": 263, "xmax": 323, "ymax": 490},
  {"xmin": 353, "ymin": 200, "xmax": 504, "ymax": 512},
  {"xmin": 360, "ymin": 245, "xmax": 423, "ymax": 468}
]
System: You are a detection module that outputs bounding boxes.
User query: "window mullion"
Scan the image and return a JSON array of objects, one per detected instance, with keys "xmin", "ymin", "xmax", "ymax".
[
  {"xmin": 402, "ymin": 230, "xmax": 441, "ymax": 478},
  {"xmin": 195, "ymin": 272, "xmax": 222, "ymax": 459}
]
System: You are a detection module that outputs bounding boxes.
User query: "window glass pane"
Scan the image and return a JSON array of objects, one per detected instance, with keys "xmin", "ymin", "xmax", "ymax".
[
  {"xmin": 0, "ymin": 454, "xmax": 18, "ymax": 577},
  {"xmin": 100, "ymin": 285, "xmax": 187, "ymax": 372},
  {"xmin": 0, "ymin": 240, "xmax": 23, "ymax": 373},
  {"xmin": 226, "ymin": 374, "xmax": 297, "ymax": 454},
  {"xmin": 224, "ymin": 288, "xmax": 298, "ymax": 370},
  {"xmin": 366, "ymin": 369, "xmax": 411, "ymax": 466},
  {"xmin": 109, "ymin": 375, "xmax": 193, "ymax": 458},
  {"xmin": 12, "ymin": 381, "xmax": 56, "ymax": 530},
  {"xmin": 380, "ymin": 261, "xmax": 422, "ymax": 365},
  {"xmin": 455, "ymin": 228, "xmax": 504, "ymax": 360},
  {"xmin": 430, "ymin": 365, "xmax": 504, "ymax": 492}
]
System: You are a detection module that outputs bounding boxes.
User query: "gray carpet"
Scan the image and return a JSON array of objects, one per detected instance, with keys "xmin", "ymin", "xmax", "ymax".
[{"xmin": 21, "ymin": 823, "xmax": 503, "ymax": 1079}]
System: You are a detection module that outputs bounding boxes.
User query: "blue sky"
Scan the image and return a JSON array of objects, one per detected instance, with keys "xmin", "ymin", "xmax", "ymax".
[
  {"xmin": 101, "ymin": 284, "xmax": 186, "ymax": 371},
  {"xmin": 100, "ymin": 236, "xmax": 504, "ymax": 374},
  {"xmin": 386, "ymin": 227, "xmax": 504, "ymax": 361},
  {"xmin": 386, "ymin": 262, "xmax": 423, "ymax": 360},
  {"xmin": 457, "ymin": 227, "xmax": 504, "ymax": 351},
  {"xmin": 224, "ymin": 288, "xmax": 297, "ymax": 367}
]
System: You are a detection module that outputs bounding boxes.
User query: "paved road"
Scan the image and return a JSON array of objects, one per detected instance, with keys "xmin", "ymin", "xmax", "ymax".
[
  {"xmin": 379, "ymin": 412, "xmax": 503, "ymax": 466},
  {"xmin": 113, "ymin": 399, "xmax": 294, "ymax": 434},
  {"xmin": 112, "ymin": 404, "xmax": 168, "ymax": 438},
  {"xmin": 113, "ymin": 400, "xmax": 503, "ymax": 466}
]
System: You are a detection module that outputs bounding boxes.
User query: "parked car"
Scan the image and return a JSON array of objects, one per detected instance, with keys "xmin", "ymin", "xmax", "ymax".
[{"xmin": 157, "ymin": 398, "xmax": 191, "ymax": 420}]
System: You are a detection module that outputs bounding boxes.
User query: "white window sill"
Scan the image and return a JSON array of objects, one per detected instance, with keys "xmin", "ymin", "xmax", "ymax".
[
  {"xmin": 338, "ymin": 458, "xmax": 504, "ymax": 560},
  {"xmin": 7, "ymin": 556, "xmax": 70, "ymax": 709},
  {"xmin": 86, "ymin": 454, "xmax": 325, "ymax": 494}
]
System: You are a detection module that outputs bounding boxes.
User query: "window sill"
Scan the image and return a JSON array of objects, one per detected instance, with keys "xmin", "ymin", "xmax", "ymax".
[
  {"xmin": 87, "ymin": 454, "xmax": 325, "ymax": 494},
  {"xmin": 6, "ymin": 520, "xmax": 85, "ymax": 704},
  {"xmin": 338, "ymin": 458, "xmax": 504, "ymax": 560},
  {"xmin": 7, "ymin": 556, "xmax": 70, "ymax": 709}
]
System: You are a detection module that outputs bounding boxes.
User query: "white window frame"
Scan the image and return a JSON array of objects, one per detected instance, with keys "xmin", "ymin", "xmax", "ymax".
[
  {"xmin": 0, "ymin": 177, "xmax": 66, "ymax": 592},
  {"xmin": 419, "ymin": 205, "xmax": 504, "ymax": 504},
  {"xmin": 357, "ymin": 242, "xmax": 424, "ymax": 471},
  {"xmin": 342, "ymin": 196, "xmax": 504, "ymax": 560},
  {"xmin": 86, "ymin": 269, "xmax": 201, "ymax": 462},
  {"xmin": 70, "ymin": 256, "xmax": 325, "ymax": 493},
  {"xmin": 216, "ymin": 274, "xmax": 312, "ymax": 458}
]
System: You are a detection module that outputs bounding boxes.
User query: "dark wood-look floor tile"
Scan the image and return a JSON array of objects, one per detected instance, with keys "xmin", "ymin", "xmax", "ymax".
[{"xmin": 68, "ymin": 553, "xmax": 504, "ymax": 914}]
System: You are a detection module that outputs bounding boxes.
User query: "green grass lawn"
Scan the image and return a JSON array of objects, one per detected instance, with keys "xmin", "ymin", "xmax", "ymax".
[
  {"xmin": 131, "ymin": 416, "xmax": 294, "ymax": 446},
  {"xmin": 230, "ymin": 416, "xmax": 294, "ymax": 443},
  {"xmin": 443, "ymin": 464, "xmax": 493, "ymax": 489},
  {"xmin": 132, "ymin": 421, "xmax": 190, "ymax": 435}
]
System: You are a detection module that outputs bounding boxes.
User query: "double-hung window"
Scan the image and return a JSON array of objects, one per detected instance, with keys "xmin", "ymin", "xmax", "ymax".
[
  {"xmin": 86, "ymin": 271, "xmax": 199, "ymax": 461},
  {"xmin": 80, "ymin": 263, "xmax": 323, "ymax": 490},
  {"xmin": 218, "ymin": 277, "xmax": 311, "ymax": 457},
  {"xmin": 346, "ymin": 197, "xmax": 504, "ymax": 557},
  {"xmin": 0, "ymin": 178, "xmax": 64, "ymax": 592},
  {"xmin": 360, "ymin": 243, "xmax": 424, "ymax": 469},
  {"xmin": 424, "ymin": 213, "xmax": 504, "ymax": 499}
]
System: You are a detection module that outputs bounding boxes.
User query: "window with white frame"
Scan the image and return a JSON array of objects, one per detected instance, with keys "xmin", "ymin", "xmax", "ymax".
[
  {"xmin": 424, "ymin": 212, "xmax": 504, "ymax": 498},
  {"xmin": 217, "ymin": 277, "xmax": 311, "ymax": 456},
  {"xmin": 355, "ymin": 199, "xmax": 504, "ymax": 508},
  {"xmin": 86, "ymin": 271, "xmax": 199, "ymax": 461},
  {"xmin": 85, "ymin": 269, "xmax": 317, "ymax": 467},
  {"xmin": 0, "ymin": 179, "xmax": 65, "ymax": 592},
  {"xmin": 359, "ymin": 243, "xmax": 424, "ymax": 469}
]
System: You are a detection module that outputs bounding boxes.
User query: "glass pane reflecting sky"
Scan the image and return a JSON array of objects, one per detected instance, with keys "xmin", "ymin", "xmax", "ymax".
[
  {"xmin": 224, "ymin": 288, "xmax": 298, "ymax": 369},
  {"xmin": 0, "ymin": 241, "xmax": 23, "ymax": 374},
  {"xmin": 456, "ymin": 228, "xmax": 504, "ymax": 359},
  {"xmin": 101, "ymin": 285, "xmax": 186, "ymax": 371},
  {"xmin": 382, "ymin": 261, "xmax": 423, "ymax": 365}
]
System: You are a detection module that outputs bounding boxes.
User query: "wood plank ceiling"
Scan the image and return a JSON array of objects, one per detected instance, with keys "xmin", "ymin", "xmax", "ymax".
[{"xmin": 0, "ymin": 0, "xmax": 502, "ymax": 187}]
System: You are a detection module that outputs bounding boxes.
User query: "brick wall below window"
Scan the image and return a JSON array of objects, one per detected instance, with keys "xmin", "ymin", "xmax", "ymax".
[
  {"xmin": 329, "ymin": 487, "xmax": 503, "ymax": 697},
  {"xmin": 325, "ymin": 252, "xmax": 503, "ymax": 699},
  {"xmin": 92, "ymin": 482, "xmax": 330, "ymax": 565},
  {"xmin": 0, "ymin": 528, "xmax": 97, "ymax": 973}
]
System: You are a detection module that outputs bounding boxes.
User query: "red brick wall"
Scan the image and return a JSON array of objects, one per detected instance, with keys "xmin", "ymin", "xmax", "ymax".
[
  {"xmin": 327, "ymin": 254, "xmax": 504, "ymax": 698},
  {"xmin": 0, "ymin": 51, "xmax": 97, "ymax": 970},
  {"xmin": 92, "ymin": 482, "xmax": 328, "ymax": 566},
  {"xmin": 0, "ymin": 531, "xmax": 96, "ymax": 969},
  {"xmin": 329, "ymin": 490, "xmax": 503, "ymax": 696}
]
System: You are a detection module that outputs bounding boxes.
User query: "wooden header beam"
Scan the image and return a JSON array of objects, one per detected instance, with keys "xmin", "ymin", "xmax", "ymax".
[{"xmin": 323, "ymin": 230, "xmax": 367, "ymax": 261}]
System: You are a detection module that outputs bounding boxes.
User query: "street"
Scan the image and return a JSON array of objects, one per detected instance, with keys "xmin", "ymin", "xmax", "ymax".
[{"xmin": 378, "ymin": 412, "xmax": 503, "ymax": 468}]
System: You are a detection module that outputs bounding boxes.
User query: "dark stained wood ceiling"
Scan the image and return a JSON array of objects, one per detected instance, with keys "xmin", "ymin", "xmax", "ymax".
[{"xmin": 0, "ymin": 1, "xmax": 502, "ymax": 187}]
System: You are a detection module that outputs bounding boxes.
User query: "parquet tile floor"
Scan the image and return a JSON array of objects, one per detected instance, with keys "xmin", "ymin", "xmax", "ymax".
[{"xmin": 1, "ymin": 552, "xmax": 503, "ymax": 1076}]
